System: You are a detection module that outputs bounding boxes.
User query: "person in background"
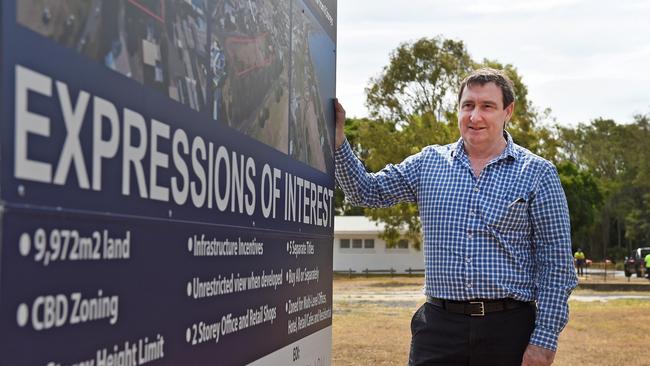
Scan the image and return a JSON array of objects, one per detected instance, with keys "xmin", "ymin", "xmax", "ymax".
[
  {"xmin": 645, "ymin": 252, "xmax": 650, "ymax": 279},
  {"xmin": 334, "ymin": 68, "xmax": 578, "ymax": 366},
  {"xmin": 574, "ymin": 248, "xmax": 586, "ymax": 276}
]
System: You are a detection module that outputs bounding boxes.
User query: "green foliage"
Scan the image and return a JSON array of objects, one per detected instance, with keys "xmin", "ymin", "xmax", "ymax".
[
  {"xmin": 337, "ymin": 35, "xmax": 650, "ymax": 258},
  {"xmin": 354, "ymin": 113, "xmax": 456, "ymax": 249},
  {"xmin": 365, "ymin": 37, "xmax": 472, "ymax": 122},
  {"xmin": 342, "ymin": 36, "xmax": 550, "ymax": 249},
  {"xmin": 366, "ymin": 203, "xmax": 422, "ymax": 250},
  {"xmin": 607, "ymin": 247, "xmax": 628, "ymax": 262},
  {"xmin": 357, "ymin": 113, "xmax": 456, "ymax": 171},
  {"xmin": 556, "ymin": 115, "xmax": 650, "ymax": 258},
  {"xmin": 557, "ymin": 161, "xmax": 602, "ymax": 247},
  {"xmin": 478, "ymin": 60, "xmax": 559, "ymax": 159}
]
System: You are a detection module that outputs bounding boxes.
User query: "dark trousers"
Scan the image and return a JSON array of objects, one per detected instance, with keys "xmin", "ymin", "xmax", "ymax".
[{"xmin": 409, "ymin": 302, "xmax": 535, "ymax": 366}]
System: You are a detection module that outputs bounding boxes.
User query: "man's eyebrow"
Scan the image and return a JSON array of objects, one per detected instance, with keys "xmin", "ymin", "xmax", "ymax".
[{"xmin": 481, "ymin": 100, "xmax": 499, "ymax": 107}]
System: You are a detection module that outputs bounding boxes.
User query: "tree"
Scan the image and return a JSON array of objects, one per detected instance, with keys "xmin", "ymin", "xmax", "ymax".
[
  {"xmin": 357, "ymin": 112, "xmax": 456, "ymax": 249},
  {"xmin": 620, "ymin": 115, "xmax": 650, "ymax": 247},
  {"xmin": 556, "ymin": 162, "xmax": 602, "ymax": 251},
  {"xmin": 557, "ymin": 120, "xmax": 628, "ymax": 259},
  {"xmin": 342, "ymin": 38, "xmax": 650, "ymax": 259},
  {"xmin": 342, "ymin": 37, "xmax": 545, "ymax": 248},
  {"xmin": 365, "ymin": 37, "xmax": 472, "ymax": 123},
  {"xmin": 479, "ymin": 60, "xmax": 559, "ymax": 160},
  {"xmin": 556, "ymin": 116, "xmax": 650, "ymax": 259}
]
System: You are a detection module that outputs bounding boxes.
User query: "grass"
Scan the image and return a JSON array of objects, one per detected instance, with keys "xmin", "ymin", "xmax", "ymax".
[
  {"xmin": 333, "ymin": 302, "xmax": 415, "ymax": 366},
  {"xmin": 332, "ymin": 277, "xmax": 650, "ymax": 366},
  {"xmin": 557, "ymin": 300, "xmax": 650, "ymax": 365}
]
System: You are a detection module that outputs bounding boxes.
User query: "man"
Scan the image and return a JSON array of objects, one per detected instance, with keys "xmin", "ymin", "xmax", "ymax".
[
  {"xmin": 334, "ymin": 68, "xmax": 577, "ymax": 366},
  {"xmin": 574, "ymin": 248, "xmax": 586, "ymax": 276},
  {"xmin": 645, "ymin": 252, "xmax": 650, "ymax": 279}
]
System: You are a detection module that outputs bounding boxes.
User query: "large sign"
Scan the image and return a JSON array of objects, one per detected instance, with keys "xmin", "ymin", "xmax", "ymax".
[{"xmin": 0, "ymin": 0, "xmax": 337, "ymax": 364}]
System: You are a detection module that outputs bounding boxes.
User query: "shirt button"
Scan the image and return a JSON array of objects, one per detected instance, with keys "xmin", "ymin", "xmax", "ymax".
[
  {"xmin": 469, "ymin": 210, "xmax": 476, "ymax": 217},
  {"xmin": 466, "ymin": 283, "xmax": 472, "ymax": 288},
  {"xmin": 474, "ymin": 186, "xmax": 479, "ymax": 193},
  {"xmin": 465, "ymin": 256, "xmax": 471, "ymax": 263},
  {"xmin": 467, "ymin": 232, "xmax": 473, "ymax": 239}
]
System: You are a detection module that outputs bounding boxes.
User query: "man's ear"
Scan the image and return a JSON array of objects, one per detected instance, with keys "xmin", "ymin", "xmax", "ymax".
[{"xmin": 503, "ymin": 102, "xmax": 515, "ymax": 129}]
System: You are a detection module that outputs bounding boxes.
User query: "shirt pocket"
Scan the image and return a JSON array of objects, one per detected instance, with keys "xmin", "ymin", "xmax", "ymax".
[{"xmin": 481, "ymin": 191, "xmax": 530, "ymax": 234}]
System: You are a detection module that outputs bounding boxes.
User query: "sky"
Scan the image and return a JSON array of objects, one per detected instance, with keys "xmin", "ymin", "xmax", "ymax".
[{"xmin": 335, "ymin": 0, "xmax": 650, "ymax": 126}]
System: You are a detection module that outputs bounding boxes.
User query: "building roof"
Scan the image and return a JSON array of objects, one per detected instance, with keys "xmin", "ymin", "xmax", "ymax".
[{"xmin": 334, "ymin": 216, "xmax": 385, "ymax": 235}]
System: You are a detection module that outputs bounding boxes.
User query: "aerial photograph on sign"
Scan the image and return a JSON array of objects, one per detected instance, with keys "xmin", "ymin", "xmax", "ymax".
[
  {"xmin": 17, "ymin": 0, "xmax": 334, "ymax": 174},
  {"xmin": 290, "ymin": 0, "xmax": 336, "ymax": 174}
]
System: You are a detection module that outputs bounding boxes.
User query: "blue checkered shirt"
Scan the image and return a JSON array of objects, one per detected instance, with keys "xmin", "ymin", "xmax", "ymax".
[{"xmin": 335, "ymin": 132, "xmax": 578, "ymax": 351}]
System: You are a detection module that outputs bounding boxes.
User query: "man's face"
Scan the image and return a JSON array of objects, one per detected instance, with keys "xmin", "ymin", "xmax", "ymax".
[{"xmin": 458, "ymin": 82, "xmax": 513, "ymax": 151}]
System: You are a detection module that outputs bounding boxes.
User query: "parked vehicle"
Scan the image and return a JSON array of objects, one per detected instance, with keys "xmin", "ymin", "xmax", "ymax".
[{"xmin": 624, "ymin": 247, "xmax": 650, "ymax": 277}]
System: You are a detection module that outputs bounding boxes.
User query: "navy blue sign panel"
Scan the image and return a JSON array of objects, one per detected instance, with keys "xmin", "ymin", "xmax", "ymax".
[
  {"xmin": 3, "ymin": 0, "xmax": 336, "ymax": 236},
  {"xmin": 0, "ymin": 207, "xmax": 333, "ymax": 365},
  {"xmin": 1, "ymin": 0, "xmax": 337, "ymax": 365}
]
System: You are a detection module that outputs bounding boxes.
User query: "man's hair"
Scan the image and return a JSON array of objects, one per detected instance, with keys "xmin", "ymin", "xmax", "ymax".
[{"xmin": 458, "ymin": 68, "xmax": 515, "ymax": 109}]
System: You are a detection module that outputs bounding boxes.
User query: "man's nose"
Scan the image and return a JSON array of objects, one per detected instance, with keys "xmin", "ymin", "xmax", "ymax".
[{"xmin": 470, "ymin": 108, "xmax": 481, "ymax": 122}]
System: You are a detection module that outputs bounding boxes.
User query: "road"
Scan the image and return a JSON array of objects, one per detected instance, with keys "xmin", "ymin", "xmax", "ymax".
[{"xmin": 333, "ymin": 289, "xmax": 650, "ymax": 307}]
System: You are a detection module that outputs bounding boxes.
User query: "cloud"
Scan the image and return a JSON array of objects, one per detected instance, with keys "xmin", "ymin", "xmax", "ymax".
[
  {"xmin": 336, "ymin": 0, "xmax": 650, "ymax": 123},
  {"xmin": 465, "ymin": 0, "xmax": 585, "ymax": 15}
]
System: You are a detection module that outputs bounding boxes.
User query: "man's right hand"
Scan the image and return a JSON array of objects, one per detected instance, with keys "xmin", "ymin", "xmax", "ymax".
[
  {"xmin": 521, "ymin": 344, "xmax": 555, "ymax": 366},
  {"xmin": 334, "ymin": 99, "xmax": 346, "ymax": 149}
]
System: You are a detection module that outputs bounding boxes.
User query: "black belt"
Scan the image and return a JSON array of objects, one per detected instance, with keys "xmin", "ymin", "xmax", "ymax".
[{"xmin": 426, "ymin": 296, "xmax": 533, "ymax": 317}]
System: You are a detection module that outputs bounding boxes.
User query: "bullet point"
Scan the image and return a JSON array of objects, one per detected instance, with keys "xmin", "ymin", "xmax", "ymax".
[
  {"xmin": 16, "ymin": 304, "xmax": 28, "ymax": 327},
  {"xmin": 187, "ymin": 282, "xmax": 192, "ymax": 297},
  {"xmin": 187, "ymin": 237, "xmax": 193, "ymax": 252},
  {"xmin": 19, "ymin": 233, "xmax": 31, "ymax": 257},
  {"xmin": 186, "ymin": 328, "xmax": 192, "ymax": 343}
]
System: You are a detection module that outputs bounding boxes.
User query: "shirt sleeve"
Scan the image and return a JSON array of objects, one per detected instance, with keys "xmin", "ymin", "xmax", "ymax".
[
  {"xmin": 528, "ymin": 163, "xmax": 578, "ymax": 351},
  {"xmin": 334, "ymin": 139, "xmax": 422, "ymax": 207}
]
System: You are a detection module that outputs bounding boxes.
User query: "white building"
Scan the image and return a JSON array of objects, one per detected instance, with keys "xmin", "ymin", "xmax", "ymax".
[{"xmin": 333, "ymin": 216, "xmax": 424, "ymax": 274}]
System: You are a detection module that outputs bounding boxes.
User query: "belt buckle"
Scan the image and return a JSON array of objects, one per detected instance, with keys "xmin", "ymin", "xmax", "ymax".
[{"xmin": 469, "ymin": 301, "xmax": 485, "ymax": 316}]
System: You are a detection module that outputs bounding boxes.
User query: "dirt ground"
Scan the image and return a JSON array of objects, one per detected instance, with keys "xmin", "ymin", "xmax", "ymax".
[{"xmin": 332, "ymin": 276, "xmax": 650, "ymax": 366}]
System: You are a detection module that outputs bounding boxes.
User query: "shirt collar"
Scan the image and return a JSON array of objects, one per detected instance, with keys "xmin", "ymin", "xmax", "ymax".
[{"xmin": 451, "ymin": 130, "xmax": 518, "ymax": 161}]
